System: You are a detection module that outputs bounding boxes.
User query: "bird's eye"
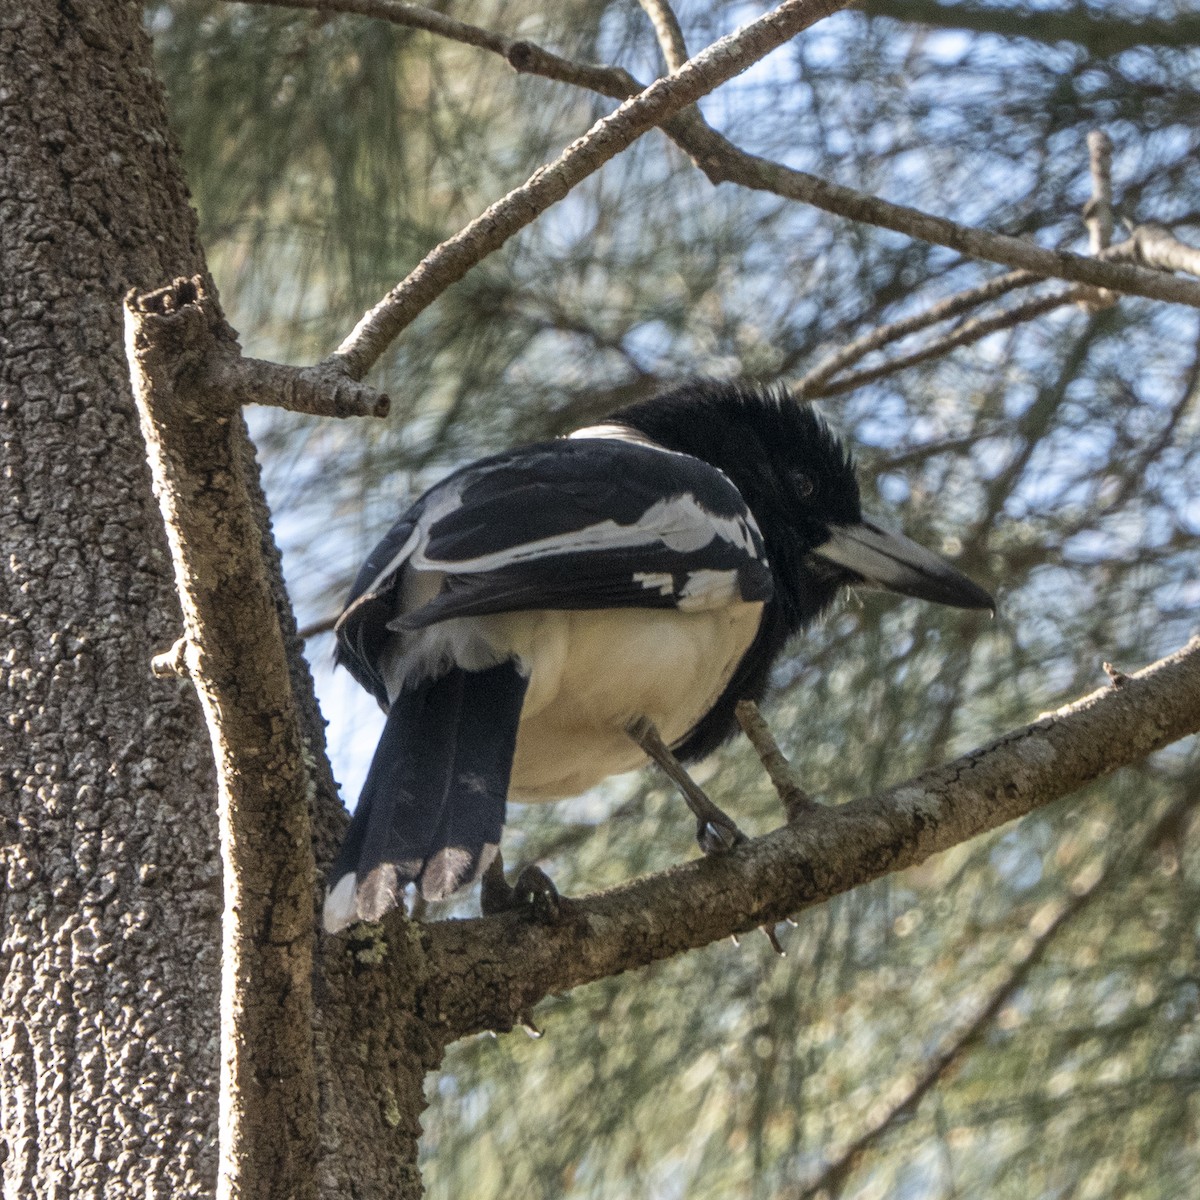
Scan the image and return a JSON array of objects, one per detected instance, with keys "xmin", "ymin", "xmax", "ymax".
[{"xmin": 791, "ymin": 471, "xmax": 815, "ymax": 498}]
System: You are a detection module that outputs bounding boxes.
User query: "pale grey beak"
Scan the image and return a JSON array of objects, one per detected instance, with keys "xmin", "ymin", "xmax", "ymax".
[{"xmin": 814, "ymin": 520, "xmax": 994, "ymax": 611}]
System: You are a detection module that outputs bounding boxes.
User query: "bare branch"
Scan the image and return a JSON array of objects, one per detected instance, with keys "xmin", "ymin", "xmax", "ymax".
[
  {"xmin": 735, "ymin": 699, "xmax": 814, "ymax": 820},
  {"xmin": 124, "ymin": 277, "xmax": 319, "ymax": 1200},
  {"xmin": 212, "ymin": 356, "xmax": 390, "ymax": 419},
  {"xmin": 298, "ymin": 613, "xmax": 338, "ymax": 640},
  {"xmin": 325, "ymin": 0, "xmax": 849, "ymax": 379},
  {"xmin": 248, "ymin": 0, "xmax": 505, "ymax": 52},
  {"xmin": 1126, "ymin": 224, "xmax": 1200, "ymax": 278},
  {"xmin": 1085, "ymin": 131, "xmax": 1115, "ymax": 255},
  {"xmin": 639, "ymin": 0, "xmax": 690, "ymax": 71},
  {"xmin": 857, "ymin": 0, "xmax": 1200, "ymax": 57},
  {"xmin": 795, "ymin": 220, "xmax": 1200, "ymax": 399},
  {"xmin": 403, "ymin": 638, "xmax": 1200, "ymax": 1043},
  {"xmin": 793, "ymin": 267, "xmax": 1043, "ymax": 397},
  {"xmin": 698, "ymin": 147, "xmax": 1200, "ymax": 311},
  {"xmin": 803, "ymin": 287, "xmax": 1086, "ymax": 399},
  {"xmin": 242, "ymin": 0, "xmax": 631, "ymax": 94},
  {"xmin": 1079, "ymin": 130, "xmax": 1117, "ymax": 310}
]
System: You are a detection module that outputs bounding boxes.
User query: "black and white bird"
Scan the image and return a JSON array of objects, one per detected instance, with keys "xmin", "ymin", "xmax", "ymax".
[{"xmin": 323, "ymin": 380, "xmax": 992, "ymax": 932}]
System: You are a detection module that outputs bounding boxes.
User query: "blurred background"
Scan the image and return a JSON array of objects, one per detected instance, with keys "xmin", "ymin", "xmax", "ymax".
[{"xmin": 151, "ymin": 3, "xmax": 1200, "ymax": 1196}]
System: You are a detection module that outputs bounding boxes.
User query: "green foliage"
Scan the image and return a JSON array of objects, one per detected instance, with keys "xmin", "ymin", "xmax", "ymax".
[{"xmin": 153, "ymin": 2, "xmax": 1200, "ymax": 1195}]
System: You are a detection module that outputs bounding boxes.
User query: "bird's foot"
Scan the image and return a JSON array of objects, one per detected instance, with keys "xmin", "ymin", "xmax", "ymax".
[
  {"xmin": 697, "ymin": 815, "xmax": 745, "ymax": 856},
  {"xmin": 627, "ymin": 716, "xmax": 747, "ymax": 854},
  {"xmin": 480, "ymin": 853, "xmax": 564, "ymax": 924},
  {"xmin": 513, "ymin": 865, "xmax": 563, "ymax": 924}
]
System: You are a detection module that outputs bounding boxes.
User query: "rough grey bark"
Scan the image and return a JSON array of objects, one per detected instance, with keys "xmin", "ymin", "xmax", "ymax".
[
  {"xmin": 124, "ymin": 279, "xmax": 319, "ymax": 1200},
  {"xmin": 0, "ymin": 2, "xmax": 220, "ymax": 1194},
  {"xmin": 0, "ymin": 5, "xmax": 425, "ymax": 1198}
]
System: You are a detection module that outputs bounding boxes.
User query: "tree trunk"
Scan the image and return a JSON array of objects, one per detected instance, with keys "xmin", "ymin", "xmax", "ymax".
[
  {"xmin": 0, "ymin": 3, "xmax": 222, "ymax": 1194},
  {"xmin": 0, "ymin": 7, "xmax": 437, "ymax": 1196}
]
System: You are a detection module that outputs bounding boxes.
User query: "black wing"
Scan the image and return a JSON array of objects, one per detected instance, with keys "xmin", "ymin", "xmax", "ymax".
[{"xmin": 336, "ymin": 436, "xmax": 773, "ymax": 701}]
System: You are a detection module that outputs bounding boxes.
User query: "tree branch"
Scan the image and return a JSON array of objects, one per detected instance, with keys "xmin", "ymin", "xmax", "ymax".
[
  {"xmin": 323, "ymin": 0, "xmax": 848, "ymax": 379},
  {"xmin": 638, "ymin": 0, "xmax": 690, "ymax": 72},
  {"xmin": 794, "ymin": 266, "xmax": 1042, "ymax": 397},
  {"xmin": 695, "ymin": 146, "xmax": 1200, "ymax": 311},
  {"xmin": 857, "ymin": 0, "xmax": 1200, "ymax": 57},
  {"xmin": 124, "ymin": 277, "xmax": 319, "ymax": 1200},
  {"xmin": 1125, "ymin": 224, "xmax": 1200, "ymax": 278},
  {"xmin": 1079, "ymin": 129, "xmax": 1117, "ymax": 310},
  {"xmin": 794, "ymin": 133, "xmax": 1200, "ymax": 399},
  {"xmin": 797, "ymin": 285, "xmax": 1085, "ymax": 399},
  {"xmin": 403, "ymin": 636, "xmax": 1200, "ymax": 1043},
  {"xmin": 211, "ymin": 355, "xmax": 390, "ymax": 419},
  {"xmin": 253, "ymin": 0, "xmax": 1200, "ymax": 351}
]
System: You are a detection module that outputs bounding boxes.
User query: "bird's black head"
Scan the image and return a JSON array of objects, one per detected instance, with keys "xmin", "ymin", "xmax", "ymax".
[{"xmin": 611, "ymin": 379, "xmax": 992, "ymax": 632}]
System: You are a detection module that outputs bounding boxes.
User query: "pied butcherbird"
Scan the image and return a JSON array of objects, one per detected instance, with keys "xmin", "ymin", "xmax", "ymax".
[{"xmin": 324, "ymin": 380, "xmax": 992, "ymax": 932}]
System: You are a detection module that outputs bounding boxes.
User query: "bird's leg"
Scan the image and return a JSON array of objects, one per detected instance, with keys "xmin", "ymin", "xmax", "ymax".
[{"xmin": 626, "ymin": 716, "xmax": 746, "ymax": 854}]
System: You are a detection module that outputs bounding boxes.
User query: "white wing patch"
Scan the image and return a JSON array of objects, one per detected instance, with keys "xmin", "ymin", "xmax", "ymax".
[
  {"xmin": 633, "ymin": 571, "xmax": 675, "ymax": 597},
  {"xmin": 415, "ymin": 492, "xmax": 760, "ymax": 573},
  {"xmin": 568, "ymin": 423, "xmax": 665, "ymax": 448},
  {"xmin": 677, "ymin": 569, "xmax": 741, "ymax": 611},
  {"xmin": 355, "ymin": 481, "xmax": 466, "ymax": 600}
]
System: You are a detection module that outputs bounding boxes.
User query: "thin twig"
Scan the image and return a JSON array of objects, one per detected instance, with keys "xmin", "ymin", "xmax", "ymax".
[
  {"xmin": 735, "ymin": 700, "xmax": 814, "ymax": 821},
  {"xmin": 210, "ymin": 356, "xmax": 390, "ymax": 418},
  {"xmin": 298, "ymin": 613, "xmax": 338, "ymax": 640},
  {"xmin": 1085, "ymin": 130, "xmax": 1115, "ymax": 254},
  {"xmin": 717, "ymin": 149, "xmax": 1200, "ymax": 311},
  {"xmin": 322, "ymin": 0, "xmax": 848, "ymax": 379},
  {"xmin": 793, "ymin": 268, "xmax": 1042, "ymax": 397},
  {"xmin": 639, "ymin": 0, "xmax": 690, "ymax": 71},
  {"xmin": 804, "ymin": 287, "xmax": 1086, "ymax": 398},
  {"xmin": 799, "ymin": 219, "xmax": 1200, "ymax": 397},
  {"xmin": 246, "ymin": 0, "xmax": 633, "ymax": 94},
  {"xmin": 1079, "ymin": 129, "xmax": 1117, "ymax": 309},
  {"xmin": 1126, "ymin": 224, "xmax": 1200, "ymax": 277}
]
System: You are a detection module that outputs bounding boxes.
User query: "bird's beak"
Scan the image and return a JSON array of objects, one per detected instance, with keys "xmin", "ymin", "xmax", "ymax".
[{"xmin": 813, "ymin": 520, "xmax": 994, "ymax": 611}]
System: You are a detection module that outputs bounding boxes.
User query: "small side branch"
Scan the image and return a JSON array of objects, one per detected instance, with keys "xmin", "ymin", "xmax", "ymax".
[
  {"xmin": 639, "ymin": 0, "xmax": 690, "ymax": 71},
  {"xmin": 124, "ymin": 277, "xmax": 319, "ymax": 1200},
  {"xmin": 1079, "ymin": 129, "xmax": 1117, "ymax": 309},
  {"xmin": 212, "ymin": 355, "xmax": 390, "ymax": 419},
  {"xmin": 735, "ymin": 700, "xmax": 814, "ymax": 820},
  {"xmin": 793, "ymin": 267, "xmax": 1041, "ymax": 397},
  {"xmin": 799, "ymin": 286, "xmax": 1085, "ymax": 399},
  {"xmin": 1125, "ymin": 224, "xmax": 1200, "ymax": 277}
]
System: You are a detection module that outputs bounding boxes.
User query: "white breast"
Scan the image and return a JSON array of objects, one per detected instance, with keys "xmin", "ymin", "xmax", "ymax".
[{"xmin": 480, "ymin": 602, "xmax": 764, "ymax": 801}]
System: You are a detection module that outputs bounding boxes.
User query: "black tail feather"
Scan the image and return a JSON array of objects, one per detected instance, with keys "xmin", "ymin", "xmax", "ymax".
[{"xmin": 323, "ymin": 660, "xmax": 528, "ymax": 931}]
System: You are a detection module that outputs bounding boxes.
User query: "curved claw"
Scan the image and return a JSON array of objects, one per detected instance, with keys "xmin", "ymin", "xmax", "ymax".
[
  {"xmin": 698, "ymin": 819, "xmax": 745, "ymax": 855},
  {"xmin": 480, "ymin": 854, "xmax": 564, "ymax": 924},
  {"xmin": 513, "ymin": 864, "xmax": 563, "ymax": 925}
]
